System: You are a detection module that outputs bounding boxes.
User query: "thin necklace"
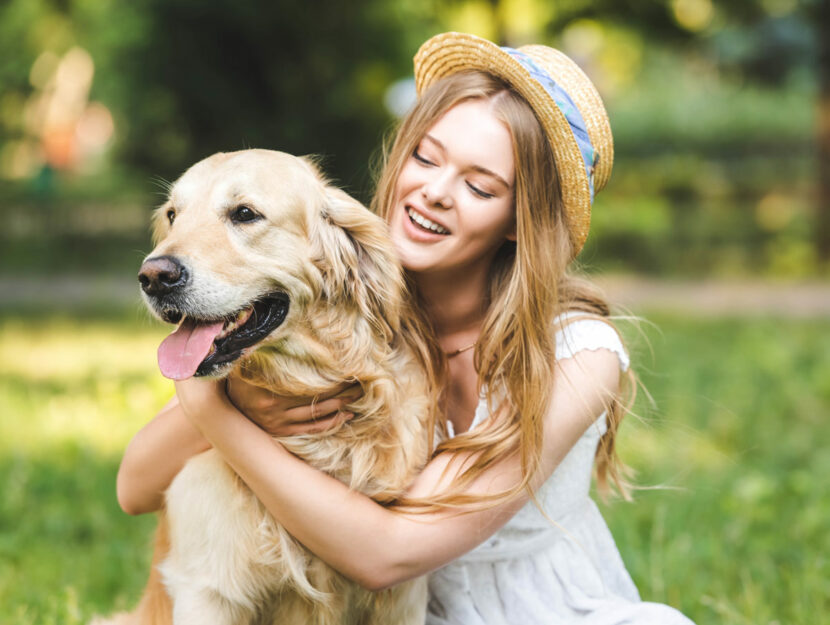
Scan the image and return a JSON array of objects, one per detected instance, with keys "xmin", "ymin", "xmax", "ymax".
[{"xmin": 445, "ymin": 342, "xmax": 476, "ymax": 358}]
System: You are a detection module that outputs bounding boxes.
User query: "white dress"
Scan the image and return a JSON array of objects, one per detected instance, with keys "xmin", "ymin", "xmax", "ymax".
[{"xmin": 426, "ymin": 312, "xmax": 695, "ymax": 625}]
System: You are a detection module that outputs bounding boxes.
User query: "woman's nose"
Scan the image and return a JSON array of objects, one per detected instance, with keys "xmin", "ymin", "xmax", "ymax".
[{"xmin": 421, "ymin": 177, "xmax": 454, "ymax": 209}]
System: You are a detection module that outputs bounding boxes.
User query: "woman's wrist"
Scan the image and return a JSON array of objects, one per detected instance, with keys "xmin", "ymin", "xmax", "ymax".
[{"xmin": 174, "ymin": 377, "xmax": 234, "ymax": 426}]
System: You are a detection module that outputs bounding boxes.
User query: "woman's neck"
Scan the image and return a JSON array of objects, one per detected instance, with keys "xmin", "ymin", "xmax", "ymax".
[{"xmin": 414, "ymin": 266, "xmax": 490, "ymax": 347}]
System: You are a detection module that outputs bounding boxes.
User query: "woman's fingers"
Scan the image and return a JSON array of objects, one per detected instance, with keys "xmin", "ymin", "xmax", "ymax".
[
  {"xmin": 280, "ymin": 411, "xmax": 355, "ymax": 436},
  {"xmin": 283, "ymin": 395, "xmax": 357, "ymax": 423},
  {"xmin": 225, "ymin": 373, "xmax": 362, "ymax": 435}
]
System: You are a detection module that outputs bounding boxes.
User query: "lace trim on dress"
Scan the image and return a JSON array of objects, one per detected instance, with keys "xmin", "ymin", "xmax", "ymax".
[{"xmin": 554, "ymin": 311, "xmax": 630, "ymax": 372}]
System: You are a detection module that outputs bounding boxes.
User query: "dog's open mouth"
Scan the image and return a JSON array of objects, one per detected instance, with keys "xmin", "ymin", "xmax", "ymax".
[{"xmin": 157, "ymin": 293, "xmax": 289, "ymax": 380}]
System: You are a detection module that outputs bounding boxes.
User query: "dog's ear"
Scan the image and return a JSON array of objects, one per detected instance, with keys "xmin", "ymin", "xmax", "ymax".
[{"xmin": 310, "ymin": 185, "xmax": 405, "ymax": 340}]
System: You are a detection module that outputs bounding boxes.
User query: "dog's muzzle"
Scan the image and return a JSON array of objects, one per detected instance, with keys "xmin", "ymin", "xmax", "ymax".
[{"xmin": 138, "ymin": 256, "xmax": 290, "ymax": 380}]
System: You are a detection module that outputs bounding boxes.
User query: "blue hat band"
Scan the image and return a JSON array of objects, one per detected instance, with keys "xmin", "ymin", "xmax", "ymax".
[{"xmin": 502, "ymin": 47, "xmax": 597, "ymax": 204}]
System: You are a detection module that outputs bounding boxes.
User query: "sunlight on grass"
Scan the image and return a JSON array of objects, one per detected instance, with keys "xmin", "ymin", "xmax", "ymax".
[
  {"xmin": 0, "ymin": 315, "xmax": 167, "ymax": 380},
  {"xmin": 0, "ymin": 313, "xmax": 166, "ymax": 625},
  {"xmin": 0, "ymin": 315, "xmax": 172, "ymax": 455},
  {"xmin": 619, "ymin": 419, "xmax": 735, "ymax": 478}
]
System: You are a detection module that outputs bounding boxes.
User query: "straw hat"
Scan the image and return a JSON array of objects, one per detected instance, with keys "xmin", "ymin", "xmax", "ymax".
[{"xmin": 413, "ymin": 32, "xmax": 614, "ymax": 256}]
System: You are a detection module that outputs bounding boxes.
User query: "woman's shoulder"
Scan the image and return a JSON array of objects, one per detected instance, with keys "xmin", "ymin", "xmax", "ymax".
[{"xmin": 552, "ymin": 310, "xmax": 630, "ymax": 372}]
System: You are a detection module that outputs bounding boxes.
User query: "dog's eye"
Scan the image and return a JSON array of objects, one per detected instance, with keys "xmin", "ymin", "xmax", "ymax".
[
  {"xmin": 166, "ymin": 209, "xmax": 176, "ymax": 225},
  {"xmin": 230, "ymin": 205, "xmax": 261, "ymax": 224}
]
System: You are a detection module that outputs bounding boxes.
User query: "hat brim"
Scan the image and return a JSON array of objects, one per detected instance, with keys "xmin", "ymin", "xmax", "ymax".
[{"xmin": 414, "ymin": 32, "xmax": 592, "ymax": 255}]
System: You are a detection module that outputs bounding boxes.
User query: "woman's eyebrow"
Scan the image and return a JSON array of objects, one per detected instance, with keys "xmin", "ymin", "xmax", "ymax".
[
  {"xmin": 423, "ymin": 134, "xmax": 511, "ymax": 190},
  {"xmin": 469, "ymin": 164, "xmax": 510, "ymax": 190},
  {"xmin": 423, "ymin": 134, "xmax": 446, "ymax": 152}
]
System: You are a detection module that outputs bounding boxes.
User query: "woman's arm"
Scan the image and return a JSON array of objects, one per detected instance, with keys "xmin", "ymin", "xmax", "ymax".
[
  {"xmin": 116, "ymin": 396, "xmax": 212, "ymax": 515},
  {"xmin": 174, "ymin": 347, "xmax": 621, "ymax": 591},
  {"xmin": 117, "ymin": 384, "xmax": 359, "ymax": 515}
]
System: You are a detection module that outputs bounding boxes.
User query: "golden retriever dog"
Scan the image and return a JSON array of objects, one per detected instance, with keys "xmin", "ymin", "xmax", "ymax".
[{"xmin": 96, "ymin": 149, "xmax": 433, "ymax": 625}]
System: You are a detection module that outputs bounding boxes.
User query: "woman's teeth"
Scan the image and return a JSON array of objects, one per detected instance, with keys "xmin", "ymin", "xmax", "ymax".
[{"xmin": 407, "ymin": 207, "xmax": 449, "ymax": 235}]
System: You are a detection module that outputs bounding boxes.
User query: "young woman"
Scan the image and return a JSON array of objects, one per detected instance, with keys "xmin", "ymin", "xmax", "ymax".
[{"xmin": 118, "ymin": 33, "xmax": 695, "ymax": 624}]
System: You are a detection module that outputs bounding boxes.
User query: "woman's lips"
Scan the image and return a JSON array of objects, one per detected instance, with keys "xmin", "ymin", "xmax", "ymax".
[
  {"xmin": 402, "ymin": 205, "xmax": 450, "ymax": 241},
  {"xmin": 406, "ymin": 206, "xmax": 450, "ymax": 234}
]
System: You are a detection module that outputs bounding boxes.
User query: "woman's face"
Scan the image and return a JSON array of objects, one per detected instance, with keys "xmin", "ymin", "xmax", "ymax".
[{"xmin": 389, "ymin": 99, "xmax": 516, "ymax": 277}]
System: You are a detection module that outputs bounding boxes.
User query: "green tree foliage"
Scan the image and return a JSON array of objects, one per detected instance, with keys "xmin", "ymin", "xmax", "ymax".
[
  {"xmin": 112, "ymin": 0, "xmax": 436, "ymax": 199},
  {"xmin": 0, "ymin": 0, "xmax": 441, "ymax": 200},
  {"xmin": 0, "ymin": 0, "xmax": 823, "ymax": 274}
]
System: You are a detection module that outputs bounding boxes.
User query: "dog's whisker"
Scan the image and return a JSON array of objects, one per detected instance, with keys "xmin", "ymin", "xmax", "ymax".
[{"xmin": 149, "ymin": 175, "xmax": 174, "ymax": 193}]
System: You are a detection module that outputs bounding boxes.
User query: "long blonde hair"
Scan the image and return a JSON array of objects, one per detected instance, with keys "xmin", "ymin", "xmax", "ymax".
[{"xmin": 372, "ymin": 71, "xmax": 633, "ymax": 508}]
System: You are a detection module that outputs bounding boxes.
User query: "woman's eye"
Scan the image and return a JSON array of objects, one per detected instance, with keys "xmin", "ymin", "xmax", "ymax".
[
  {"xmin": 230, "ymin": 205, "xmax": 261, "ymax": 224},
  {"xmin": 166, "ymin": 209, "xmax": 176, "ymax": 224},
  {"xmin": 467, "ymin": 183, "xmax": 494, "ymax": 199},
  {"xmin": 413, "ymin": 150, "xmax": 434, "ymax": 166}
]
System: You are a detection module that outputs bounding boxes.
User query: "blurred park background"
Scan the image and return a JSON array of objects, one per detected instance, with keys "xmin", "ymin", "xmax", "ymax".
[{"xmin": 0, "ymin": 0, "xmax": 828, "ymax": 623}]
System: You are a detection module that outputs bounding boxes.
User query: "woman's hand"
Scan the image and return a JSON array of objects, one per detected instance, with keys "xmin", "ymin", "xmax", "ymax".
[
  {"xmin": 174, "ymin": 376, "xmax": 231, "ymax": 421},
  {"xmin": 226, "ymin": 374, "xmax": 360, "ymax": 436}
]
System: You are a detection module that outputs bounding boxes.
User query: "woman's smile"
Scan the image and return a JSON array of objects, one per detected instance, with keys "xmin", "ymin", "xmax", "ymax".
[
  {"xmin": 406, "ymin": 205, "xmax": 451, "ymax": 235},
  {"xmin": 390, "ymin": 98, "xmax": 516, "ymax": 276}
]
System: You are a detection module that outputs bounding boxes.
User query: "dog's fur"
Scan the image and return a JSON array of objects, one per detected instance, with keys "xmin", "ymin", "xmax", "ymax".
[{"xmin": 97, "ymin": 150, "xmax": 432, "ymax": 625}]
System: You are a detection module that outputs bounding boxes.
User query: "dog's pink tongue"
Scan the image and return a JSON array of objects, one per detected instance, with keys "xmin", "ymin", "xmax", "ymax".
[{"xmin": 158, "ymin": 318, "xmax": 224, "ymax": 380}]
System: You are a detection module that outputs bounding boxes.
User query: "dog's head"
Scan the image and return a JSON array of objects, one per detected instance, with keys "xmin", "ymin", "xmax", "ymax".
[{"xmin": 139, "ymin": 149, "xmax": 404, "ymax": 380}]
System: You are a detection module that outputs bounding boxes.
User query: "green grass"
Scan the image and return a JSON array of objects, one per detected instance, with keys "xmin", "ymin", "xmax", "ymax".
[
  {"xmin": 1, "ymin": 311, "xmax": 828, "ymax": 624},
  {"xmin": 0, "ymin": 312, "xmax": 168, "ymax": 624},
  {"xmin": 607, "ymin": 314, "xmax": 830, "ymax": 623}
]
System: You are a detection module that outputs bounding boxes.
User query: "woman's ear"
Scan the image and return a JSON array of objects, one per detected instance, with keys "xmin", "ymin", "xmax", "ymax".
[
  {"xmin": 506, "ymin": 215, "xmax": 517, "ymax": 242},
  {"xmin": 311, "ymin": 185, "xmax": 405, "ymax": 340}
]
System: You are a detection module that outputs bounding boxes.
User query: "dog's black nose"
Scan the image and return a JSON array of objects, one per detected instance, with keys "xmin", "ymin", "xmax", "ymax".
[{"xmin": 138, "ymin": 256, "xmax": 188, "ymax": 296}]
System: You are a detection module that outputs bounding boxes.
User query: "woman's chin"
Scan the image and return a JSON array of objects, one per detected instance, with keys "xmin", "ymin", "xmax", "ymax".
[
  {"xmin": 396, "ymin": 246, "xmax": 436, "ymax": 274},
  {"xmin": 391, "ymin": 228, "xmax": 432, "ymax": 272}
]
